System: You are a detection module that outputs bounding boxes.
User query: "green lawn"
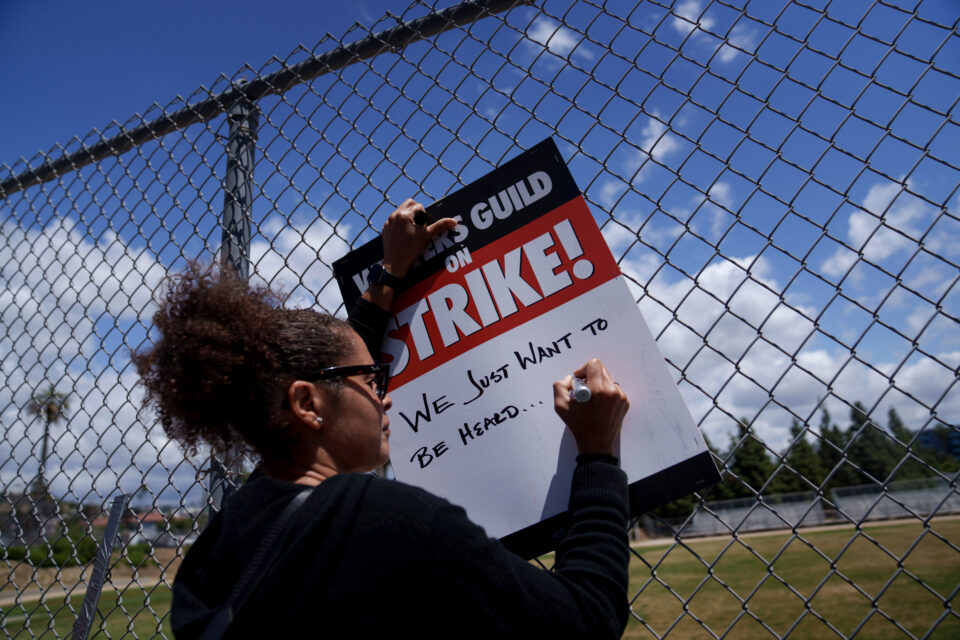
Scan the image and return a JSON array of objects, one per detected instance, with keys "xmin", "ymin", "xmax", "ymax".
[
  {"xmin": 1, "ymin": 584, "xmax": 172, "ymax": 639},
  {"xmin": 626, "ymin": 518, "xmax": 960, "ymax": 639}
]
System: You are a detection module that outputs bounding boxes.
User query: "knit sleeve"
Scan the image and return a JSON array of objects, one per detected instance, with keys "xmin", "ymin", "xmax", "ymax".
[
  {"xmin": 376, "ymin": 460, "xmax": 630, "ymax": 639},
  {"xmin": 554, "ymin": 460, "xmax": 631, "ymax": 635}
]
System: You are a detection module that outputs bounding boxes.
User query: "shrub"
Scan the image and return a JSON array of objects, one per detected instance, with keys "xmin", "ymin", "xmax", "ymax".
[
  {"xmin": 11, "ymin": 526, "xmax": 100, "ymax": 567},
  {"xmin": 29, "ymin": 546, "xmax": 51, "ymax": 566},
  {"xmin": 4, "ymin": 546, "xmax": 27, "ymax": 562},
  {"xmin": 122, "ymin": 543, "xmax": 158, "ymax": 569}
]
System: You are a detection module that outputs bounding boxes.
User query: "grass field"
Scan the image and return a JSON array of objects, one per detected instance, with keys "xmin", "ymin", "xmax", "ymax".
[
  {"xmin": 0, "ymin": 585, "xmax": 172, "ymax": 638},
  {"xmin": 626, "ymin": 518, "xmax": 960, "ymax": 639},
  {"xmin": 2, "ymin": 519, "xmax": 957, "ymax": 638}
]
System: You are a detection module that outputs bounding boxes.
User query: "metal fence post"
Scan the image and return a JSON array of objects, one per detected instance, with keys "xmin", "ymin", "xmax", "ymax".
[
  {"xmin": 71, "ymin": 494, "xmax": 128, "ymax": 640},
  {"xmin": 220, "ymin": 85, "xmax": 259, "ymax": 278},
  {"xmin": 209, "ymin": 86, "xmax": 260, "ymax": 509},
  {"xmin": 206, "ymin": 456, "xmax": 237, "ymax": 512}
]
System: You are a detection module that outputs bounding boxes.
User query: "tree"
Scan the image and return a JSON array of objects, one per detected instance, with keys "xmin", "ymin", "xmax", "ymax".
[
  {"xmin": 889, "ymin": 408, "xmax": 960, "ymax": 477},
  {"xmin": 886, "ymin": 407, "xmax": 933, "ymax": 480},
  {"xmin": 845, "ymin": 402, "xmax": 900, "ymax": 485},
  {"xmin": 27, "ymin": 384, "xmax": 70, "ymax": 495},
  {"xmin": 888, "ymin": 407, "xmax": 912, "ymax": 444},
  {"xmin": 815, "ymin": 408, "xmax": 858, "ymax": 490},
  {"xmin": 653, "ymin": 433, "xmax": 729, "ymax": 519},
  {"xmin": 773, "ymin": 418, "xmax": 825, "ymax": 493},
  {"xmin": 728, "ymin": 418, "xmax": 775, "ymax": 498}
]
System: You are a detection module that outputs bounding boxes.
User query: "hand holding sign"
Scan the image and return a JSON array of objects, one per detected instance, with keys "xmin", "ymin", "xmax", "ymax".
[
  {"xmin": 554, "ymin": 359, "xmax": 629, "ymax": 457},
  {"xmin": 381, "ymin": 199, "xmax": 458, "ymax": 278}
]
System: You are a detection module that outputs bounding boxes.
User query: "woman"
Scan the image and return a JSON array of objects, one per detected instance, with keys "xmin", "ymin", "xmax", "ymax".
[{"xmin": 134, "ymin": 200, "xmax": 632, "ymax": 639}]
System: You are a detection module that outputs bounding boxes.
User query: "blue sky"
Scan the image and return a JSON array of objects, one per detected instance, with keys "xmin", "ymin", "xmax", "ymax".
[
  {"xmin": 0, "ymin": 0, "xmax": 406, "ymax": 166},
  {"xmin": 1, "ymin": 0, "xmax": 959, "ymax": 506}
]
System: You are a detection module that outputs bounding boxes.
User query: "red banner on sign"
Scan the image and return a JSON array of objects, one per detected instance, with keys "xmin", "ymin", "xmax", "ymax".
[{"xmin": 383, "ymin": 196, "xmax": 621, "ymax": 389}]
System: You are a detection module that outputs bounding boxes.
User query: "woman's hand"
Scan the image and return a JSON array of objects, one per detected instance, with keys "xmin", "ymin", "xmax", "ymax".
[
  {"xmin": 381, "ymin": 199, "xmax": 457, "ymax": 278},
  {"xmin": 553, "ymin": 359, "xmax": 630, "ymax": 456}
]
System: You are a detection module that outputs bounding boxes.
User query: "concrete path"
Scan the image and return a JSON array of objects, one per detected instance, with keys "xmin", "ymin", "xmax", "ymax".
[
  {"xmin": 629, "ymin": 513, "xmax": 960, "ymax": 549},
  {"xmin": 0, "ymin": 577, "xmax": 166, "ymax": 609}
]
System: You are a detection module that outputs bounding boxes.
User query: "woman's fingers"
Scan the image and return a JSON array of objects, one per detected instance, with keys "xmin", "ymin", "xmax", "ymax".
[
  {"xmin": 381, "ymin": 200, "xmax": 450, "ymax": 277},
  {"xmin": 398, "ymin": 200, "xmax": 457, "ymax": 237},
  {"xmin": 555, "ymin": 359, "xmax": 629, "ymax": 456},
  {"xmin": 426, "ymin": 217, "xmax": 458, "ymax": 237},
  {"xmin": 553, "ymin": 374, "xmax": 574, "ymax": 413},
  {"xmin": 573, "ymin": 359, "xmax": 618, "ymax": 395},
  {"xmin": 381, "ymin": 198, "xmax": 458, "ymax": 277}
]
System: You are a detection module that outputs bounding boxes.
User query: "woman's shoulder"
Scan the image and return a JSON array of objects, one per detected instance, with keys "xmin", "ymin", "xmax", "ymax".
[
  {"xmin": 229, "ymin": 472, "xmax": 492, "ymax": 551},
  {"xmin": 332, "ymin": 475, "xmax": 506, "ymax": 574},
  {"xmin": 228, "ymin": 471, "xmax": 450, "ymax": 516},
  {"xmin": 330, "ymin": 473, "xmax": 490, "ymax": 538},
  {"xmin": 331, "ymin": 472, "xmax": 464, "ymax": 513}
]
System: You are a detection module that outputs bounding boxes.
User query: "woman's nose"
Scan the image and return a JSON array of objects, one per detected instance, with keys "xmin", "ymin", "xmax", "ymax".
[{"xmin": 382, "ymin": 393, "xmax": 393, "ymax": 411}]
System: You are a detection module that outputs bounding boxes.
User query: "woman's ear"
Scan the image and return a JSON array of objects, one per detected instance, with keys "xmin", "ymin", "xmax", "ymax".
[{"xmin": 287, "ymin": 380, "xmax": 324, "ymax": 430}]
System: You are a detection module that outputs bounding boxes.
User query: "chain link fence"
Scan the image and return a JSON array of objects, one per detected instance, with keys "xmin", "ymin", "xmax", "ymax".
[{"xmin": 2, "ymin": 0, "xmax": 958, "ymax": 637}]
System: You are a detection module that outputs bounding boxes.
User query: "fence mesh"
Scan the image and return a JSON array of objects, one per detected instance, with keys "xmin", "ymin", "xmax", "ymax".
[{"xmin": 1, "ymin": 0, "xmax": 958, "ymax": 637}]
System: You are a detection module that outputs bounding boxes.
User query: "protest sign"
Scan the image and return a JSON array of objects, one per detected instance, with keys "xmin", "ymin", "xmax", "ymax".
[{"xmin": 333, "ymin": 138, "xmax": 719, "ymax": 557}]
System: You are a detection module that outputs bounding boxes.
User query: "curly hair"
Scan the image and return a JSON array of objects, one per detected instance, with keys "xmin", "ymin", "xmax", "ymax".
[{"xmin": 131, "ymin": 262, "xmax": 352, "ymax": 461}]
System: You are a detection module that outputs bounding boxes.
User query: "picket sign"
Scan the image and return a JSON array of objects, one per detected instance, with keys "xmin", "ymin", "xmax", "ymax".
[{"xmin": 334, "ymin": 138, "xmax": 718, "ymax": 558}]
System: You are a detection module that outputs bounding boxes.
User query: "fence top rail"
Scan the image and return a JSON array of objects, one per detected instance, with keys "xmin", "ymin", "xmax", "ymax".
[{"xmin": 0, "ymin": 0, "xmax": 530, "ymax": 200}]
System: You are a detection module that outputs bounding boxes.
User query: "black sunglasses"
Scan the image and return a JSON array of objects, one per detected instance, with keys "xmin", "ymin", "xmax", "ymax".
[{"xmin": 306, "ymin": 363, "xmax": 390, "ymax": 400}]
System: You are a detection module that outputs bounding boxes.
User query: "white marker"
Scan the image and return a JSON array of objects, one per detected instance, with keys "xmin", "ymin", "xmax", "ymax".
[{"xmin": 570, "ymin": 376, "xmax": 591, "ymax": 403}]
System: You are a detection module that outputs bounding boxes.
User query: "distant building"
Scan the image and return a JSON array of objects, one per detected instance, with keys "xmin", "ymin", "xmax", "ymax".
[
  {"xmin": 94, "ymin": 506, "xmax": 197, "ymax": 548},
  {"xmin": 917, "ymin": 426, "xmax": 960, "ymax": 460}
]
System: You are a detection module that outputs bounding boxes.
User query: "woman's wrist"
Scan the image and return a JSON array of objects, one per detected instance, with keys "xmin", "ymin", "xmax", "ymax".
[
  {"xmin": 573, "ymin": 434, "xmax": 618, "ymax": 458},
  {"xmin": 576, "ymin": 453, "xmax": 620, "ymax": 467},
  {"xmin": 379, "ymin": 260, "xmax": 408, "ymax": 279}
]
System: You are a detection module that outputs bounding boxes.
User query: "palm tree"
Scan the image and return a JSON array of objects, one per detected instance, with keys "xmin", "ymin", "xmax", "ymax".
[{"xmin": 27, "ymin": 384, "xmax": 70, "ymax": 496}]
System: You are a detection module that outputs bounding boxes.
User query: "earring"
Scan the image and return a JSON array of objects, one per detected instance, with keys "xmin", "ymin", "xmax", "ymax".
[{"xmin": 316, "ymin": 416, "xmax": 324, "ymax": 425}]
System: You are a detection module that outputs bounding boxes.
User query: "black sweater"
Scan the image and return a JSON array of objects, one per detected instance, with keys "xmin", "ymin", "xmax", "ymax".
[
  {"xmin": 172, "ymin": 461, "xmax": 629, "ymax": 639},
  {"xmin": 171, "ymin": 299, "xmax": 631, "ymax": 638}
]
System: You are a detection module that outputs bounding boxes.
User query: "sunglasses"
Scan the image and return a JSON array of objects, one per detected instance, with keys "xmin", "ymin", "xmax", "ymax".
[{"xmin": 306, "ymin": 363, "xmax": 390, "ymax": 400}]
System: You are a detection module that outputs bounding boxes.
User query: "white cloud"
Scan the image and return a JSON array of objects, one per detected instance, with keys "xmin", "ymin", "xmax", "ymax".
[
  {"xmin": 250, "ymin": 215, "xmax": 354, "ymax": 314},
  {"xmin": 0, "ymin": 215, "xmax": 195, "ymax": 504},
  {"xmin": 601, "ymin": 214, "xmax": 641, "ymax": 255},
  {"xmin": 708, "ymin": 181, "xmax": 733, "ymax": 208},
  {"xmin": 0, "ymin": 216, "xmax": 165, "ymax": 412},
  {"xmin": 634, "ymin": 255, "xmax": 814, "ymax": 364},
  {"xmin": 0, "ymin": 217, "xmax": 164, "ymax": 322},
  {"xmin": 595, "ymin": 179, "xmax": 627, "ymax": 209},
  {"xmin": 821, "ymin": 181, "xmax": 933, "ymax": 277},
  {"xmin": 906, "ymin": 304, "xmax": 936, "ymax": 335},
  {"xmin": 820, "ymin": 245, "xmax": 858, "ymax": 279},
  {"xmin": 906, "ymin": 263, "xmax": 952, "ymax": 297},
  {"xmin": 717, "ymin": 23, "xmax": 760, "ymax": 63},
  {"xmin": 639, "ymin": 116, "xmax": 680, "ymax": 161},
  {"xmin": 672, "ymin": 0, "xmax": 715, "ymax": 35},
  {"xmin": 702, "ymin": 180, "xmax": 734, "ymax": 240},
  {"xmin": 526, "ymin": 17, "xmax": 594, "ymax": 61},
  {"xmin": 0, "ymin": 364, "xmax": 205, "ymax": 507},
  {"xmin": 623, "ymin": 113, "xmax": 683, "ymax": 182},
  {"xmin": 619, "ymin": 246, "xmax": 959, "ymax": 452},
  {"xmin": 688, "ymin": 338, "xmax": 960, "ymax": 454},
  {"xmin": 891, "ymin": 353, "xmax": 959, "ymax": 410}
]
